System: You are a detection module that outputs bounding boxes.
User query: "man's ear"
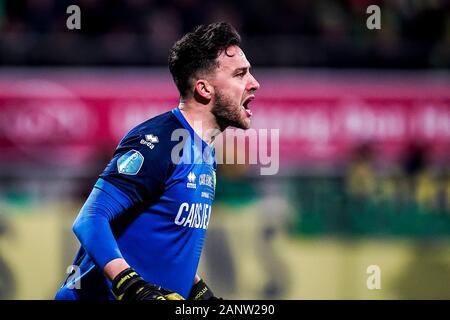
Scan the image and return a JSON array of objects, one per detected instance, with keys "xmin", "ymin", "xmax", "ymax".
[{"xmin": 194, "ymin": 79, "xmax": 214, "ymax": 101}]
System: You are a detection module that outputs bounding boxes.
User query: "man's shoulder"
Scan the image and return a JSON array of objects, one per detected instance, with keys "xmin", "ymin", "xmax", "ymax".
[
  {"xmin": 118, "ymin": 110, "xmax": 184, "ymax": 148},
  {"xmin": 100, "ymin": 110, "xmax": 186, "ymax": 203},
  {"xmin": 131, "ymin": 110, "xmax": 182, "ymax": 136}
]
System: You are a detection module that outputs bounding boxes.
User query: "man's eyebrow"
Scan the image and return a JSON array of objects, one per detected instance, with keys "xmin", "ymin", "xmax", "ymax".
[{"xmin": 233, "ymin": 65, "xmax": 251, "ymax": 73}]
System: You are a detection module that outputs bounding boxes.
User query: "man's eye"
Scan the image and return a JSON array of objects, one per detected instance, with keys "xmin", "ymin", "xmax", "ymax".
[{"xmin": 237, "ymin": 72, "xmax": 245, "ymax": 78}]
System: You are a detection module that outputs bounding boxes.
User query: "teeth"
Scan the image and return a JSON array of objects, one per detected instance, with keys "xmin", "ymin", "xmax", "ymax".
[
  {"xmin": 241, "ymin": 98, "xmax": 253, "ymax": 117},
  {"xmin": 242, "ymin": 105, "xmax": 252, "ymax": 117}
]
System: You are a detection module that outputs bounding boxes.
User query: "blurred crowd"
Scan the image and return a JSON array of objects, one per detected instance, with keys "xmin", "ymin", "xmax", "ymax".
[
  {"xmin": 346, "ymin": 142, "xmax": 449, "ymax": 210},
  {"xmin": 0, "ymin": 0, "xmax": 449, "ymax": 67}
]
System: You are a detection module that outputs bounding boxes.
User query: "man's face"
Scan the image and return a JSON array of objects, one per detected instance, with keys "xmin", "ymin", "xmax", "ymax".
[{"xmin": 210, "ymin": 45, "xmax": 260, "ymax": 130}]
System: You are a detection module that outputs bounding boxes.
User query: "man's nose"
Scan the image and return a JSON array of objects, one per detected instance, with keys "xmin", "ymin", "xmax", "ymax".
[{"xmin": 248, "ymin": 74, "xmax": 260, "ymax": 92}]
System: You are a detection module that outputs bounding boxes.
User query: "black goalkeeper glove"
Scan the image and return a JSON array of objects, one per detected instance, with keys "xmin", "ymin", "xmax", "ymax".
[
  {"xmin": 188, "ymin": 279, "xmax": 222, "ymax": 300},
  {"xmin": 111, "ymin": 268, "xmax": 184, "ymax": 300}
]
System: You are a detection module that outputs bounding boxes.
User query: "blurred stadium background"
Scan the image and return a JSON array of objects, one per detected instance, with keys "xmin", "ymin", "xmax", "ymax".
[{"xmin": 0, "ymin": 0, "xmax": 449, "ymax": 299}]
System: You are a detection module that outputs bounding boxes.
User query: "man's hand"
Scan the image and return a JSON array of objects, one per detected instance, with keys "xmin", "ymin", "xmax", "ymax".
[
  {"xmin": 111, "ymin": 268, "xmax": 184, "ymax": 300},
  {"xmin": 188, "ymin": 278, "xmax": 221, "ymax": 300}
]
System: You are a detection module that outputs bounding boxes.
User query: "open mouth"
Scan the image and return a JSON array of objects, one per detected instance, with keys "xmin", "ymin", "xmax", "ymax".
[{"xmin": 241, "ymin": 95, "xmax": 254, "ymax": 117}]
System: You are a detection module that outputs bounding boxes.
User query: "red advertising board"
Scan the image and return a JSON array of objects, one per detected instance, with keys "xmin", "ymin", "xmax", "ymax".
[{"xmin": 0, "ymin": 71, "xmax": 449, "ymax": 169}]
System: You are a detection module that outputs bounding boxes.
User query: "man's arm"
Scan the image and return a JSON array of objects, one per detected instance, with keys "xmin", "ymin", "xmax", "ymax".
[
  {"xmin": 188, "ymin": 273, "xmax": 221, "ymax": 300},
  {"xmin": 72, "ymin": 179, "xmax": 183, "ymax": 300},
  {"xmin": 72, "ymin": 180, "xmax": 130, "ymax": 271},
  {"xmin": 104, "ymin": 258, "xmax": 130, "ymax": 280},
  {"xmin": 193, "ymin": 274, "xmax": 201, "ymax": 285}
]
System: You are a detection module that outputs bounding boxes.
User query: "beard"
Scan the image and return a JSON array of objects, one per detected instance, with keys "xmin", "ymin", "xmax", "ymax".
[{"xmin": 211, "ymin": 90, "xmax": 249, "ymax": 130}]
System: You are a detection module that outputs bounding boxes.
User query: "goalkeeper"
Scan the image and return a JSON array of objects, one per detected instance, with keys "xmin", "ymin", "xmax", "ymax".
[{"xmin": 54, "ymin": 22, "xmax": 260, "ymax": 300}]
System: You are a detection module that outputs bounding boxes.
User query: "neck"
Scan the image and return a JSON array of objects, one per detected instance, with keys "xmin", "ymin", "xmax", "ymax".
[{"xmin": 178, "ymin": 100, "xmax": 222, "ymax": 145}]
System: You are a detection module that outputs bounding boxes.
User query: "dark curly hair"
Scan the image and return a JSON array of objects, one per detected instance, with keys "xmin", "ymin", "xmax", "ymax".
[{"xmin": 168, "ymin": 22, "xmax": 241, "ymax": 98}]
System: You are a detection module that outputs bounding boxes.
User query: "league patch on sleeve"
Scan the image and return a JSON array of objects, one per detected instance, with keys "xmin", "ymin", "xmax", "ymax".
[{"xmin": 117, "ymin": 150, "xmax": 144, "ymax": 175}]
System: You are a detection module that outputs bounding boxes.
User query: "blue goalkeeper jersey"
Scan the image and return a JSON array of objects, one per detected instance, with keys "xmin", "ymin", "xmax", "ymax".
[{"xmin": 55, "ymin": 107, "xmax": 217, "ymax": 300}]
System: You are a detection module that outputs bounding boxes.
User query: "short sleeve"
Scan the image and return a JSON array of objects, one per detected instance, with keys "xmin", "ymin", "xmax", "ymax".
[{"xmin": 99, "ymin": 129, "xmax": 174, "ymax": 206}]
